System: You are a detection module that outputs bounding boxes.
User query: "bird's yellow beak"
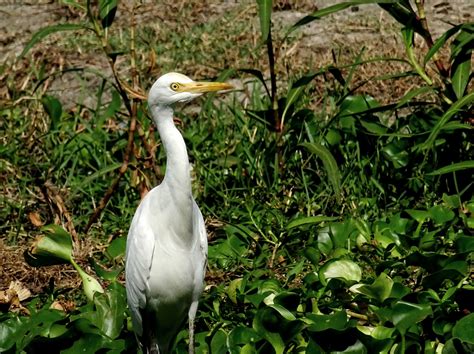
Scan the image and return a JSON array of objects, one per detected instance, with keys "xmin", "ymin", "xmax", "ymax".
[{"xmin": 179, "ymin": 81, "xmax": 234, "ymax": 93}]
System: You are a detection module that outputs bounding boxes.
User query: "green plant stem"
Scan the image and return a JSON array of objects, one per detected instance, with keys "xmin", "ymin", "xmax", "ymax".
[{"xmin": 414, "ymin": 0, "xmax": 448, "ymax": 78}]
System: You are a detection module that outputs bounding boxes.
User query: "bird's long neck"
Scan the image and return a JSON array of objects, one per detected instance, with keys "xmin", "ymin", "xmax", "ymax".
[{"xmin": 151, "ymin": 105, "xmax": 192, "ymax": 193}]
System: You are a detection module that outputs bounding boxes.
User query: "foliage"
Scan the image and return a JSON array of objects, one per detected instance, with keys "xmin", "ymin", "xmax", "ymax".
[{"xmin": 1, "ymin": 0, "xmax": 473, "ymax": 353}]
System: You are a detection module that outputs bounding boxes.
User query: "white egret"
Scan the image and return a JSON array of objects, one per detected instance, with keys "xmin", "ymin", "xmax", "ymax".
[{"xmin": 125, "ymin": 72, "xmax": 233, "ymax": 354}]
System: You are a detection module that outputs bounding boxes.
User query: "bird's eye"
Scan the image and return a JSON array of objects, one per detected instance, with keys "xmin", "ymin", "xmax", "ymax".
[{"xmin": 170, "ymin": 83, "xmax": 180, "ymax": 91}]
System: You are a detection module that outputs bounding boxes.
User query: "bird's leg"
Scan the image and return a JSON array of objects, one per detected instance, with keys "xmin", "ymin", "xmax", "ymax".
[{"xmin": 188, "ymin": 301, "xmax": 199, "ymax": 354}]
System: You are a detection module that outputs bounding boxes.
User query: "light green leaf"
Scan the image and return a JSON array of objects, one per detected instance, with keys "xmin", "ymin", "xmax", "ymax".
[
  {"xmin": 320, "ymin": 259, "xmax": 362, "ymax": 285},
  {"xmin": 350, "ymin": 273, "xmax": 394, "ymax": 302}
]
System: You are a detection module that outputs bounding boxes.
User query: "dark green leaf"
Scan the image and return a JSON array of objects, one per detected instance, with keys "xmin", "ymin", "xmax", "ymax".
[
  {"xmin": 304, "ymin": 310, "xmax": 348, "ymax": 332},
  {"xmin": 452, "ymin": 313, "xmax": 474, "ymax": 344},
  {"xmin": 287, "ymin": 215, "xmax": 338, "ymax": 229},
  {"xmin": 427, "ymin": 161, "xmax": 474, "ymax": 175},
  {"xmin": 391, "ymin": 301, "xmax": 432, "ymax": 335}
]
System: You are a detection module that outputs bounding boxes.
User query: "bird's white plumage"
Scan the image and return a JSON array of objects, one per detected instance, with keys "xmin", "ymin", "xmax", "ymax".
[{"xmin": 125, "ymin": 72, "xmax": 230, "ymax": 354}]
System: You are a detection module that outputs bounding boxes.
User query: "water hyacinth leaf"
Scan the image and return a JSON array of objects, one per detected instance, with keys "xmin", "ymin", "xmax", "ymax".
[
  {"xmin": 350, "ymin": 273, "xmax": 394, "ymax": 302},
  {"xmin": 320, "ymin": 259, "xmax": 362, "ymax": 285},
  {"xmin": 25, "ymin": 225, "xmax": 73, "ymax": 266},
  {"xmin": 455, "ymin": 236, "xmax": 474, "ymax": 253},
  {"xmin": 304, "ymin": 310, "xmax": 348, "ymax": 332},
  {"xmin": 391, "ymin": 301, "xmax": 432, "ymax": 335},
  {"xmin": 106, "ymin": 236, "xmax": 126, "ymax": 259},
  {"xmin": 429, "ymin": 205, "xmax": 455, "ymax": 225},
  {"xmin": 338, "ymin": 95, "xmax": 379, "ymax": 116},
  {"xmin": 253, "ymin": 309, "xmax": 285, "ymax": 354},
  {"xmin": 93, "ymin": 282, "xmax": 126, "ymax": 339},
  {"xmin": 452, "ymin": 313, "xmax": 474, "ymax": 344}
]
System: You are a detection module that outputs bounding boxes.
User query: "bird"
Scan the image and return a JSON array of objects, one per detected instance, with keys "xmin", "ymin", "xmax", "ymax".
[{"xmin": 125, "ymin": 72, "xmax": 233, "ymax": 354}]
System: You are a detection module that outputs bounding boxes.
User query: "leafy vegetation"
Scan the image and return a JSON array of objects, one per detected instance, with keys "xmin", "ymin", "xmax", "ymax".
[{"xmin": 1, "ymin": 0, "xmax": 473, "ymax": 353}]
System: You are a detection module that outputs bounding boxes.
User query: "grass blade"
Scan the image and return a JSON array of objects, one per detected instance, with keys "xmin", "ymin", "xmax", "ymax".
[
  {"xmin": 20, "ymin": 23, "xmax": 90, "ymax": 58},
  {"xmin": 256, "ymin": 0, "xmax": 272, "ymax": 41},
  {"xmin": 427, "ymin": 161, "xmax": 474, "ymax": 176},
  {"xmin": 301, "ymin": 142, "xmax": 342, "ymax": 195}
]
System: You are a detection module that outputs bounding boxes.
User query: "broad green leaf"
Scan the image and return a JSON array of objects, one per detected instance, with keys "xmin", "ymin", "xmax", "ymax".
[
  {"xmin": 301, "ymin": 142, "xmax": 341, "ymax": 194},
  {"xmin": 25, "ymin": 225, "xmax": 73, "ymax": 266},
  {"xmin": 20, "ymin": 23, "xmax": 89, "ymax": 58},
  {"xmin": 106, "ymin": 236, "xmax": 126, "ymax": 259},
  {"xmin": 391, "ymin": 301, "xmax": 432, "ymax": 335},
  {"xmin": 350, "ymin": 273, "xmax": 394, "ymax": 302},
  {"xmin": 455, "ymin": 236, "xmax": 474, "ymax": 253},
  {"xmin": 228, "ymin": 326, "xmax": 260, "ymax": 347},
  {"xmin": 338, "ymin": 95, "xmax": 380, "ymax": 116},
  {"xmin": 93, "ymin": 282, "xmax": 126, "ymax": 339},
  {"xmin": 452, "ymin": 313, "xmax": 474, "ymax": 344},
  {"xmin": 287, "ymin": 215, "xmax": 338, "ymax": 230},
  {"xmin": 253, "ymin": 309, "xmax": 285, "ymax": 354},
  {"xmin": 320, "ymin": 259, "xmax": 362, "ymax": 285},
  {"xmin": 304, "ymin": 310, "xmax": 348, "ymax": 332},
  {"xmin": 405, "ymin": 209, "xmax": 430, "ymax": 223},
  {"xmin": 256, "ymin": 0, "xmax": 272, "ymax": 41},
  {"xmin": 427, "ymin": 160, "xmax": 474, "ymax": 175},
  {"xmin": 429, "ymin": 205, "xmax": 455, "ymax": 225}
]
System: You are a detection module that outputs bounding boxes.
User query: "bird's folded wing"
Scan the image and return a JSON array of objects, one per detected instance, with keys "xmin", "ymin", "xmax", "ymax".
[
  {"xmin": 193, "ymin": 201, "xmax": 208, "ymax": 271},
  {"xmin": 125, "ymin": 216, "xmax": 156, "ymax": 337}
]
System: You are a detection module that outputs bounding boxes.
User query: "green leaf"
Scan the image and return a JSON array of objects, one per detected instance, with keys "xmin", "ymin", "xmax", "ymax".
[
  {"xmin": 301, "ymin": 142, "xmax": 342, "ymax": 195},
  {"xmin": 320, "ymin": 259, "xmax": 362, "ymax": 285},
  {"xmin": 253, "ymin": 309, "xmax": 285, "ymax": 354},
  {"xmin": 106, "ymin": 236, "xmax": 126, "ymax": 259},
  {"xmin": 420, "ymin": 92, "xmax": 474, "ymax": 151},
  {"xmin": 396, "ymin": 86, "xmax": 434, "ymax": 108},
  {"xmin": 338, "ymin": 95, "xmax": 380, "ymax": 116},
  {"xmin": 451, "ymin": 52, "xmax": 472, "ymax": 99},
  {"xmin": 452, "ymin": 313, "xmax": 474, "ymax": 344},
  {"xmin": 391, "ymin": 301, "xmax": 432, "ymax": 335},
  {"xmin": 427, "ymin": 160, "xmax": 474, "ymax": 175},
  {"xmin": 41, "ymin": 95, "xmax": 63, "ymax": 130},
  {"xmin": 350, "ymin": 273, "xmax": 394, "ymax": 302},
  {"xmin": 429, "ymin": 205, "xmax": 455, "ymax": 225},
  {"xmin": 304, "ymin": 310, "xmax": 348, "ymax": 332},
  {"xmin": 25, "ymin": 225, "xmax": 73, "ymax": 266},
  {"xmin": 287, "ymin": 215, "xmax": 338, "ymax": 230},
  {"xmin": 227, "ymin": 278, "xmax": 243, "ymax": 304},
  {"xmin": 256, "ymin": 0, "xmax": 272, "ymax": 41},
  {"xmin": 424, "ymin": 25, "xmax": 463, "ymax": 65},
  {"xmin": 99, "ymin": 0, "xmax": 118, "ymax": 28},
  {"xmin": 291, "ymin": 0, "xmax": 395, "ymax": 30},
  {"xmin": 93, "ymin": 282, "xmax": 126, "ymax": 339},
  {"xmin": 20, "ymin": 23, "xmax": 89, "ymax": 58},
  {"xmin": 71, "ymin": 259, "xmax": 104, "ymax": 302}
]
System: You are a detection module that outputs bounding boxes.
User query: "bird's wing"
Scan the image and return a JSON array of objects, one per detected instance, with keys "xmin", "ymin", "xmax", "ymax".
[
  {"xmin": 125, "ymin": 204, "xmax": 155, "ymax": 337},
  {"xmin": 193, "ymin": 201, "xmax": 208, "ymax": 271}
]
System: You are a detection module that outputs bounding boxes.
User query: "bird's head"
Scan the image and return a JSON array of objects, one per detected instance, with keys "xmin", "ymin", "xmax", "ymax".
[{"xmin": 148, "ymin": 72, "xmax": 233, "ymax": 107}]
